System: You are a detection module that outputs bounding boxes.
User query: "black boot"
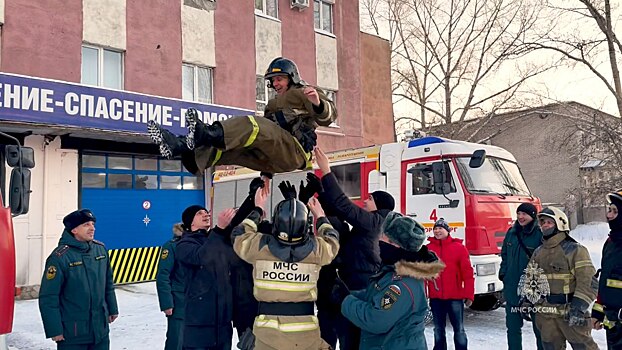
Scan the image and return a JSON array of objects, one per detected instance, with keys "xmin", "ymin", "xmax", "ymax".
[
  {"xmin": 147, "ymin": 120, "xmax": 189, "ymax": 159},
  {"xmin": 185, "ymin": 108, "xmax": 225, "ymax": 150}
]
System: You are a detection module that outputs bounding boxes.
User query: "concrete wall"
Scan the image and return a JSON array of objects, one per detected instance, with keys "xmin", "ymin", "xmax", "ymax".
[
  {"xmin": 2, "ymin": 0, "xmax": 83, "ymax": 82},
  {"xmin": 315, "ymin": 34, "xmax": 338, "ymax": 90},
  {"xmin": 182, "ymin": 4, "xmax": 216, "ymax": 67},
  {"xmin": 82, "ymin": 0, "xmax": 126, "ymax": 50},
  {"xmin": 0, "ymin": 0, "xmax": 5, "ymax": 23},
  {"xmin": 280, "ymin": 0, "xmax": 317, "ymax": 86},
  {"xmin": 255, "ymin": 16, "xmax": 282, "ymax": 75}
]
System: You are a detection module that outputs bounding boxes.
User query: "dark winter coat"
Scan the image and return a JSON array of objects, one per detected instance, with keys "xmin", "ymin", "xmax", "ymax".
[
  {"xmin": 499, "ymin": 220, "xmax": 543, "ymax": 306},
  {"xmin": 156, "ymin": 226, "xmax": 187, "ymax": 320},
  {"xmin": 321, "ymin": 172, "xmax": 390, "ymax": 290},
  {"xmin": 38, "ymin": 230, "xmax": 118, "ymax": 345},
  {"xmin": 592, "ymin": 232, "xmax": 622, "ymax": 322},
  {"xmin": 176, "ymin": 227, "xmax": 234, "ymax": 348},
  {"xmin": 341, "ymin": 247, "xmax": 445, "ymax": 350},
  {"xmin": 427, "ymin": 235, "xmax": 475, "ymax": 301}
]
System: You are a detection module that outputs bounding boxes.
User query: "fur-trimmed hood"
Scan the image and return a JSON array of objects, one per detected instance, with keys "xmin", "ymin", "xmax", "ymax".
[
  {"xmin": 395, "ymin": 259, "xmax": 445, "ymax": 280},
  {"xmin": 172, "ymin": 223, "xmax": 184, "ymax": 237}
]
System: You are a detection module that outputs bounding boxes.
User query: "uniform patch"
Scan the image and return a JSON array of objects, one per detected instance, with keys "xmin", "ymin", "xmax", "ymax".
[
  {"xmin": 95, "ymin": 255, "xmax": 106, "ymax": 260},
  {"xmin": 46, "ymin": 266, "xmax": 57, "ymax": 280},
  {"xmin": 381, "ymin": 290, "xmax": 399, "ymax": 310},
  {"xmin": 69, "ymin": 261, "xmax": 83, "ymax": 267},
  {"xmin": 161, "ymin": 249, "xmax": 169, "ymax": 260},
  {"xmin": 388, "ymin": 284, "xmax": 402, "ymax": 296}
]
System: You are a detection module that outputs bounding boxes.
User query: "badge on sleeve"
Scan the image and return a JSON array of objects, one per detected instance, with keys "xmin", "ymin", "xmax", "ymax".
[
  {"xmin": 161, "ymin": 249, "xmax": 169, "ymax": 260},
  {"xmin": 46, "ymin": 266, "xmax": 57, "ymax": 280},
  {"xmin": 381, "ymin": 289, "xmax": 399, "ymax": 310}
]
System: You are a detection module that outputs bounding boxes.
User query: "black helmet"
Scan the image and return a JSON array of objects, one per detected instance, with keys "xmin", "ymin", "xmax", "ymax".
[
  {"xmin": 265, "ymin": 57, "xmax": 302, "ymax": 86},
  {"xmin": 272, "ymin": 198, "xmax": 309, "ymax": 245}
]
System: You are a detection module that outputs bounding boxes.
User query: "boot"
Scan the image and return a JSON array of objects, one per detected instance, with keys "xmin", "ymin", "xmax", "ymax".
[
  {"xmin": 185, "ymin": 108, "xmax": 225, "ymax": 150},
  {"xmin": 147, "ymin": 120, "xmax": 189, "ymax": 159}
]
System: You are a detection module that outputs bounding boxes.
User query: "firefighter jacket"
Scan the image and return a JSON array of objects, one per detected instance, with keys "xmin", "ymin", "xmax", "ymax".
[
  {"xmin": 592, "ymin": 234, "xmax": 622, "ymax": 324},
  {"xmin": 156, "ymin": 227, "xmax": 187, "ymax": 320},
  {"xmin": 232, "ymin": 208, "xmax": 340, "ymax": 349},
  {"xmin": 426, "ymin": 235, "xmax": 475, "ymax": 301},
  {"xmin": 341, "ymin": 248, "xmax": 445, "ymax": 350},
  {"xmin": 530, "ymin": 232, "xmax": 596, "ymax": 318},
  {"xmin": 38, "ymin": 230, "xmax": 118, "ymax": 345},
  {"xmin": 264, "ymin": 85, "xmax": 337, "ymax": 138},
  {"xmin": 499, "ymin": 220, "xmax": 543, "ymax": 306}
]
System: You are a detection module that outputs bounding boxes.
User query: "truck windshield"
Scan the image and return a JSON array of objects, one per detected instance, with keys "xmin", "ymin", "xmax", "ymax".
[{"xmin": 456, "ymin": 157, "xmax": 531, "ymax": 196}]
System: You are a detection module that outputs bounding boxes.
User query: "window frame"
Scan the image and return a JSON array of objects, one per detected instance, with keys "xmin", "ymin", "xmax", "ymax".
[
  {"xmin": 255, "ymin": 0, "xmax": 279, "ymax": 19},
  {"xmin": 314, "ymin": 0, "xmax": 334, "ymax": 34},
  {"xmin": 255, "ymin": 75, "xmax": 277, "ymax": 115},
  {"xmin": 182, "ymin": 63, "xmax": 214, "ymax": 104},
  {"xmin": 81, "ymin": 44, "xmax": 124, "ymax": 90},
  {"xmin": 324, "ymin": 89, "xmax": 338, "ymax": 127}
]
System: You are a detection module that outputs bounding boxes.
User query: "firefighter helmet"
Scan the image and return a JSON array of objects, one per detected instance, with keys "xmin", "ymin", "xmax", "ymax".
[
  {"xmin": 537, "ymin": 207, "xmax": 570, "ymax": 232},
  {"xmin": 264, "ymin": 57, "xmax": 302, "ymax": 85},
  {"xmin": 606, "ymin": 190, "xmax": 622, "ymax": 208},
  {"xmin": 272, "ymin": 198, "xmax": 309, "ymax": 245}
]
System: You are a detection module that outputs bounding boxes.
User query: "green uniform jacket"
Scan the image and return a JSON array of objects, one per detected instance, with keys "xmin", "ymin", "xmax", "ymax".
[
  {"xmin": 499, "ymin": 220, "xmax": 543, "ymax": 306},
  {"xmin": 38, "ymin": 230, "xmax": 118, "ymax": 344},
  {"xmin": 156, "ymin": 235, "xmax": 187, "ymax": 319}
]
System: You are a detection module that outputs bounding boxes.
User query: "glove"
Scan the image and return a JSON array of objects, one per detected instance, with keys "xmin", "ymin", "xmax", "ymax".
[
  {"xmin": 293, "ymin": 125, "xmax": 317, "ymax": 153},
  {"xmin": 518, "ymin": 299, "xmax": 533, "ymax": 322},
  {"xmin": 298, "ymin": 173, "xmax": 322, "ymax": 204},
  {"xmin": 568, "ymin": 299, "xmax": 589, "ymax": 327},
  {"xmin": 329, "ymin": 278, "xmax": 350, "ymax": 306},
  {"xmin": 248, "ymin": 177, "xmax": 264, "ymax": 196},
  {"xmin": 237, "ymin": 328, "xmax": 255, "ymax": 350},
  {"xmin": 278, "ymin": 181, "xmax": 297, "ymax": 200}
]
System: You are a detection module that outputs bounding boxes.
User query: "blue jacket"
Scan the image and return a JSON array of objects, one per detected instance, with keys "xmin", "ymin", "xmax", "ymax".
[
  {"xmin": 156, "ymin": 225, "xmax": 187, "ymax": 320},
  {"xmin": 341, "ymin": 249, "xmax": 445, "ymax": 350}
]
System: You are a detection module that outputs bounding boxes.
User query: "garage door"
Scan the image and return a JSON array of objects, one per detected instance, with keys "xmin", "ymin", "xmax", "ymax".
[{"xmin": 80, "ymin": 153, "xmax": 205, "ymax": 284}]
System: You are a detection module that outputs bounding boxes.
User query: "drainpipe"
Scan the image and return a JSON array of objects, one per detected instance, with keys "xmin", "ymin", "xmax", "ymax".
[{"xmin": 40, "ymin": 136, "xmax": 52, "ymax": 287}]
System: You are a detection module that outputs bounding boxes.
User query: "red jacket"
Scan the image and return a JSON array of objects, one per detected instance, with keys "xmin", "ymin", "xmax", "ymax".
[{"xmin": 426, "ymin": 235, "xmax": 475, "ymax": 301}]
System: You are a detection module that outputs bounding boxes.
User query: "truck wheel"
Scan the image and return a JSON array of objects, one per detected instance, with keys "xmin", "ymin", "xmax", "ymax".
[{"xmin": 469, "ymin": 294, "xmax": 500, "ymax": 311}]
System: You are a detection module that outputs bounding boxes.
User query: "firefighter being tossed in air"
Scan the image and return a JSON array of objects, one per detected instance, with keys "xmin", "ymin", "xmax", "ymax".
[
  {"xmin": 147, "ymin": 57, "xmax": 337, "ymax": 176},
  {"xmin": 231, "ymin": 181, "xmax": 339, "ymax": 350}
]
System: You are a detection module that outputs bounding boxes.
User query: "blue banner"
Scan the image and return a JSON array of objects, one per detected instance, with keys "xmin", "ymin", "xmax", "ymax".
[{"xmin": 0, "ymin": 73, "xmax": 254, "ymax": 134}]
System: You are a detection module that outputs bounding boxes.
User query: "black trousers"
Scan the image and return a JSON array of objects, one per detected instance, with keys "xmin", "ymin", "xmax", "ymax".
[{"xmin": 607, "ymin": 322, "xmax": 622, "ymax": 350}]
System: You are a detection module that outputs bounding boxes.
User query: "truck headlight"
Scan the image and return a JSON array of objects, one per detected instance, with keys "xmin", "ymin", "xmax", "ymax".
[{"xmin": 476, "ymin": 263, "xmax": 496, "ymax": 276}]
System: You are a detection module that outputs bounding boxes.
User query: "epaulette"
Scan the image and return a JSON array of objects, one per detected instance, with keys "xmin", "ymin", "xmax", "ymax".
[
  {"xmin": 92, "ymin": 239, "xmax": 106, "ymax": 246},
  {"xmin": 54, "ymin": 245, "xmax": 70, "ymax": 257}
]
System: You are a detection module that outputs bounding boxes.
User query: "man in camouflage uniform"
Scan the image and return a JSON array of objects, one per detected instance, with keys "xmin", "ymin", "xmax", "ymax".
[
  {"xmin": 232, "ymin": 183, "xmax": 339, "ymax": 349},
  {"xmin": 148, "ymin": 57, "xmax": 337, "ymax": 175},
  {"xmin": 39, "ymin": 209, "xmax": 118, "ymax": 350},
  {"xmin": 592, "ymin": 190, "xmax": 622, "ymax": 349},
  {"xmin": 156, "ymin": 223, "xmax": 188, "ymax": 350},
  {"xmin": 527, "ymin": 207, "xmax": 598, "ymax": 350}
]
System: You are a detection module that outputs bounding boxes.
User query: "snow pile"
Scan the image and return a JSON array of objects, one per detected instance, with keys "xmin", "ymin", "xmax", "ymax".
[{"xmin": 571, "ymin": 221, "xmax": 609, "ymax": 269}]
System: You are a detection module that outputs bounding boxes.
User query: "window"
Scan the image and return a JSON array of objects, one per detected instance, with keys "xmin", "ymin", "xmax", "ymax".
[
  {"xmin": 255, "ymin": 0, "xmax": 278, "ymax": 18},
  {"xmin": 456, "ymin": 157, "xmax": 531, "ymax": 196},
  {"xmin": 314, "ymin": 0, "xmax": 333, "ymax": 33},
  {"xmin": 332, "ymin": 163, "xmax": 361, "ymax": 198},
  {"xmin": 81, "ymin": 45, "xmax": 123, "ymax": 89},
  {"xmin": 182, "ymin": 64, "xmax": 213, "ymax": 104},
  {"xmin": 409, "ymin": 162, "xmax": 456, "ymax": 195},
  {"xmin": 256, "ymin": 75, "xmax": 277, "ymax": 113}
]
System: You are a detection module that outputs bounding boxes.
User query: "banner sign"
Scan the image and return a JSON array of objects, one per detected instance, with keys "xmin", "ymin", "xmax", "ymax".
[{"xmin": 0, "ymin": 73, "xmax": 254, "ymax": 134}]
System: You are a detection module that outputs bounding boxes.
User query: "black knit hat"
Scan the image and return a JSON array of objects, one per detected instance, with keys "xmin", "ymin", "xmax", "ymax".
[
  {"xmin": 63, "ymin": 209, "xmax": 96, "ymax": 231},
  {"xmin": 371, "ymin": 191, "xmax": 395, "ymax": 211},
  {"xmin": 182, "ymin": 205, "xmax": 207, "ymax": 230},
  {"xmin": 382, "ymin": 212, "xmax": 426, "ymax": 252},
  {"xmin": 433, "ymin": 218, "xmax": 450, "ymax": 233},
  {"xmin": 517, "ymin": 203, "xmax": 538, "ymax": 220}
]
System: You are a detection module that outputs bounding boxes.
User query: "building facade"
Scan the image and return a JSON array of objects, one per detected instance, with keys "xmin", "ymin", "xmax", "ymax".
[{"xmin": 0, "ymin": 0, "xmax": 394, "ymax": 292}]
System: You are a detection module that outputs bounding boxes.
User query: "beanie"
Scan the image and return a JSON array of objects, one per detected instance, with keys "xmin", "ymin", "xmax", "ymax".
[
  {"xmin": 382, "ymin": 212, "xmax": 426, "ymax": 252},
  {"xmin": 371, "ymin": 191, "xmax": 395, "ymax": 211},
  {"xmin": 433, "ymin": 218, "xmax": 451, "ymax": 233},
  {"xmin": 517, "ymin": 202, "xmax": 538, "ymax": 220},
  {"xmin": 182, "ymin": 205, "xmax": 207, "ymax": 230},
  {"xmin": 63, "ymin": 209, "xmax": 96, "ymax": 231}
]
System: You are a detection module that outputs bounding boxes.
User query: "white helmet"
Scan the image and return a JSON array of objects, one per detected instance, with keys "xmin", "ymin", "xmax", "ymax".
[{"xmin": 537, "ymin": 207, "xmax": 570, "ymax": 232}]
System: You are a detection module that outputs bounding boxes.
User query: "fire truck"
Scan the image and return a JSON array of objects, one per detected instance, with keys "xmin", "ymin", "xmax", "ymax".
[
  {"xmin": 0, "ymin": 132, "xmax": 33, "ymax": 348},
  {"xmin": 211, "ymin": 136, "xmax": 540, "ymax": 310}
]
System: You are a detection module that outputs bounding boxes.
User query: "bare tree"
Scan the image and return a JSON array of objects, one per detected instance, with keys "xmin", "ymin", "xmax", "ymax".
[
  {"xmin": 526, "ymin": 0, "xmax": 622, "ymax": 117},
  {"xmin": 363, "ymin": 0, "xmax": 550, "ymax": 129}
]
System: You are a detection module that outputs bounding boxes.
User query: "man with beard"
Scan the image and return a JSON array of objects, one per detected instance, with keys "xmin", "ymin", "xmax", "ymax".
[{"xmin": 592, "ymin": 190, "xmax": 622, "ymax": 349}]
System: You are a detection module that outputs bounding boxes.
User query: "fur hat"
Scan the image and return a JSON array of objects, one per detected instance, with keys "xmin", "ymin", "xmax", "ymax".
[
  {"xmin": 63, "ymin": 209, "xmax": 96, "ymax": 231},
  {"xmin": 517, "ymin": 202, "xmax": 538, "ymax": 220},
  {"xmin": 182, "ymin": 205, "xmax": 207, "ymax": 230},
  {"xmin": 371, "ymin": 191, "xmax": 395, "ymax": 211},
  {"xmin": 433, "ymin": 218, "xmax": 450, "ymax": 233},
  {"xmin": 382, "ymin": 212, "xmax": 426, "ymax": 252}
]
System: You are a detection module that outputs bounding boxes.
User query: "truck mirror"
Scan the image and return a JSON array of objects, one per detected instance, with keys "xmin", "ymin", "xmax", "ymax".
[
  {"xmin": 469, "ymin": 149, "xmax": 486, "ymax": 168},
  {"xmin": 5, "ymin": 146, "xmax": 35, "ymax": 169},
  {"xmin": 9, "ymin": 168, "xmax": 31, "ymax": 215},
  {"xmin": 432, "ymin": 162, "xmax": 450, "ymax": 194}
]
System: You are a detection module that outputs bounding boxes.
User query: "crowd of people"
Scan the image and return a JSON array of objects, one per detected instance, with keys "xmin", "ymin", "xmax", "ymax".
[{"xmin": 35, "ymin": 55, "xmax": 622, "ymax": 350}]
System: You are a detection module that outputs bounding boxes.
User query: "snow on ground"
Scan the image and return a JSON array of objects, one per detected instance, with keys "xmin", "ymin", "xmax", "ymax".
[{"xmin": 6, "ymin": 222, "xmax": 612, "ymax": 350}]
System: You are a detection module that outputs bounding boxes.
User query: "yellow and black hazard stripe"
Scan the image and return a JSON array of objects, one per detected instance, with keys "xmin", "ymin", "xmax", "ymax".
[{"xmin": 108, "ymin": 247, "xmax": 161, "ymax": 284}]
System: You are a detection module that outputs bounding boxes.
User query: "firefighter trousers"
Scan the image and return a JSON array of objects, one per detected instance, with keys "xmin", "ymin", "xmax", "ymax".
[
  {"xmin": 194, "ymin": 115, "xmax": 311, "ymax": 174},
  {"xmin": 535, "ymin": 315, "xmax": 598, "ymax": 350},
  {"xmin": 253, "ymin": 315, "xmax": 332, "ymax": 350},
  {"xmin": 606, "ymin": 322, "xmax": 622, "ymax": 350}
]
